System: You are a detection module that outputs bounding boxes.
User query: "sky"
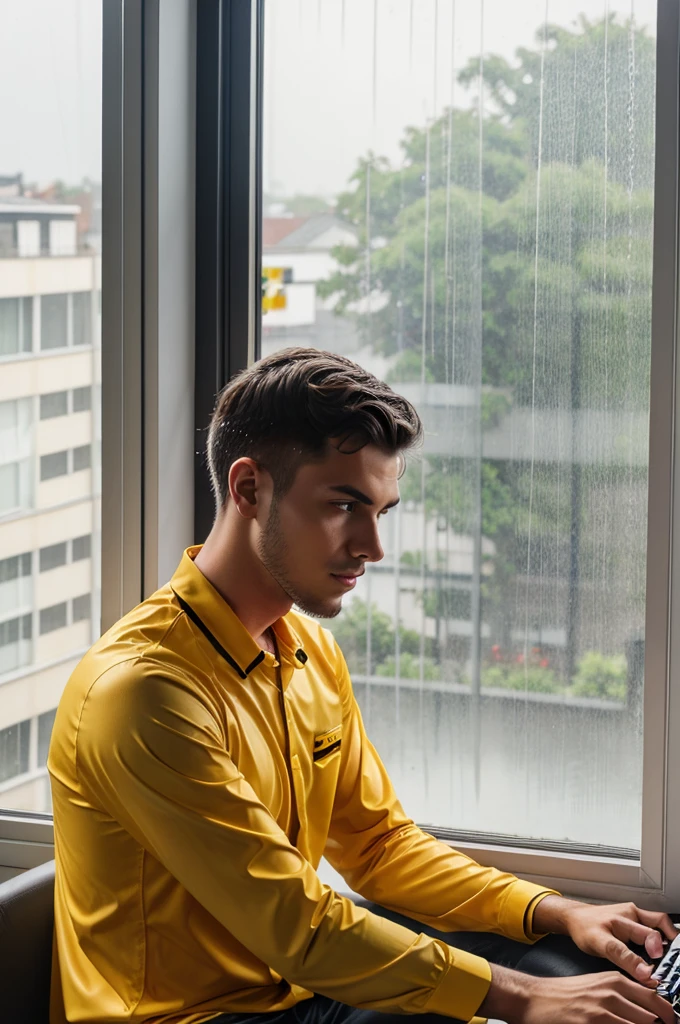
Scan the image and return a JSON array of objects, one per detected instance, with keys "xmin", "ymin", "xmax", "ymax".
[{"xmin": 0, "ymin": 0, "xmax": 656, "ymax": 197}]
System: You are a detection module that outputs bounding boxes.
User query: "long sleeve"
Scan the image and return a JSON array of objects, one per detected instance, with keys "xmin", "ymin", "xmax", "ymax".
[
  {"xmin": 76, "ymin": 661, "xmax": 493, "ymax": 1022},
  {"xmin": 324, "ymin": 646, "xmax": 559, "ymax": 943}
]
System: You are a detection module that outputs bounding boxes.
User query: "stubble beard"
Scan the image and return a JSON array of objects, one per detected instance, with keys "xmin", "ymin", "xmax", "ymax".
[{"xmin": 257, "ymin": 495, "xmax": 342, "ymax": 620}]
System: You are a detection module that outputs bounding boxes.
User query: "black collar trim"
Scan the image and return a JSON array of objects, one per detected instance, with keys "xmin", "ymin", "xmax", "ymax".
[{"xmin": 171, "ymin": 589, "xmax": 265, "ymax": 679}]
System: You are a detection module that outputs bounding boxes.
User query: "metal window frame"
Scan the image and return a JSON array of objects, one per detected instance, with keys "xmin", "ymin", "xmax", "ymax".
[{"xmin": 194, "ymin": 0, "xmax": 264, "ymax": 543}]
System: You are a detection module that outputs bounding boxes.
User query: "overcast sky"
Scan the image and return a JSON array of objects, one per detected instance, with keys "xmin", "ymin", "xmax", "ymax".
[{"xmin": 0, "ymin": 0, "xmax": 656, "ymax": 197}]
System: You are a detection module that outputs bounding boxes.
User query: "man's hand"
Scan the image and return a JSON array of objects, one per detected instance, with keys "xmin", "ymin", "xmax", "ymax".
[
  {"xmin": 479, "ymin": 964, "xmax": 677, "ymax": 1024},
  {"xmin": 533, "ymin": 895, "xmax": 679, "ymax": 984}
]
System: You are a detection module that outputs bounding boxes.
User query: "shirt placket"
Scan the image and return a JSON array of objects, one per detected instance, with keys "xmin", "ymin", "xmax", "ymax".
[{"xmin": 278, "ymin": 663, "xmax": 309, "ymax": 855}]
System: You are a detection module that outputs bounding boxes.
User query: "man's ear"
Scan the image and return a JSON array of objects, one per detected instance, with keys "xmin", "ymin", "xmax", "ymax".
[{"xmin": 228, "ymin": 458, "xmax": 261, "ymax": 518}]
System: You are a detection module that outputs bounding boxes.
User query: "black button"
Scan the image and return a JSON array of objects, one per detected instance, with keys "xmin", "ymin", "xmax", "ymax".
[{"xmin": 295, "ymin": 649, "xmax": 308, "ymax": 665}]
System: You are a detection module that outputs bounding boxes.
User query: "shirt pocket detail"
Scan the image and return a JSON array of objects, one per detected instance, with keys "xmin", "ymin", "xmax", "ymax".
[{"xmin": 313, "ymin": 724, "xmax": 342, "ymax": 764}]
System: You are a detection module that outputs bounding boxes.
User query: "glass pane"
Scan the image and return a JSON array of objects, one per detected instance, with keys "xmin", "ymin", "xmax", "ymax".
[
  {"xmin": 262, "ymin": 0, "xmax": 657, "ymax": 851},
  {"xmin": 0, "ymin": 0, "xmax": 103, "ymax": 813},
  {"xmin": 40, "ymin": 390, "xmax": 69, "ymax": 420},
  {"xmin": 40, "ymin": 293, "xmax": 68, "ymax": 350}
]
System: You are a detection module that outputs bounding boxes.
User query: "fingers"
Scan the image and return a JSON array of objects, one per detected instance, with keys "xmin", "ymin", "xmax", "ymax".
[
  {"xmin": 635, "ymin": 908, "xmax": 680, "ymax": 943},
  {"xmin": 603, "ymin": 935, "xmax": 655, "ymax": 982},
  {"xmin": 618, "ymin": 976, "xmax": 677, "ymax": 1024},
  {"xmin": 610, "ymin": 917, "xmax": 664, "ymax": 962},
  {"xmin": 607, "ymin": 995, "xmax": 663, "ymax": 1024}
]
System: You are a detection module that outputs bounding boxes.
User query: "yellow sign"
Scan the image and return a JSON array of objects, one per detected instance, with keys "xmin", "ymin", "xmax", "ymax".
[{"xmin": 262, "ymin": 267, "xmax": 292, "ymax": 312}]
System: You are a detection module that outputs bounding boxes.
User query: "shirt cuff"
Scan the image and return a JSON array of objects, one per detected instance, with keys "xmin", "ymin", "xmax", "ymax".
[
  {"xmin": 523, "ymin": 890, "xmax": 561, "ymax": 941},
  {"xmin": 496, "ymin": 878, "xmax": 561, "ymax": 943},
  {"xmin": 423, "ymin": 945, "xmax": 492, "ymax": 1022}
]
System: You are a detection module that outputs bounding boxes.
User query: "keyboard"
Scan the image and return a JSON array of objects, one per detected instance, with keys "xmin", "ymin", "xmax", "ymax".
[{"xmin": 652, "ymin": 934, "xmax": 680, "ymax": 1010}]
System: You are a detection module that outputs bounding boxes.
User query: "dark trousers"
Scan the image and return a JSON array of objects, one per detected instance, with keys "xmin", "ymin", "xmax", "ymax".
[{"xmin": 208, "ymin": 896, "xmax": 622, "ymax": 1024}]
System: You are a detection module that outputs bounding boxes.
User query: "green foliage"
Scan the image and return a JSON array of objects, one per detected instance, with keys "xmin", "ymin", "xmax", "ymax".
[
  {"xmin": 321, "ymin": 16, "xmax": 653, "ymax": 698},
  {"xmin": 376, "ymin": 653, "xmax": 441, "ymax": 681},
  {"xmin": 481, "ymin": 664, "xmax": 564, "ymax": 694},
  {"xmin": 571, "ymin": 651, "xmax": 628, "ymax": 701},
  {"xmin": 330, "ymin": 598, "xmax": 424, "ymax": 676}
]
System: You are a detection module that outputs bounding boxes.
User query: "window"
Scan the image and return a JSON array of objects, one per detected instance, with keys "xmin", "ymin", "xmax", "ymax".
[
  {"xmin": 72, "ymin": 594, "xmax": 91, "ymax": 623},
  {"xmin": 40, "ymin": 390, "xmax": 68, "ymax": 420},
  {"xmin": 72, "ymin": 292, "xmax": 92, "ymax": 347},
  {"xmin": 262, "ymin": 0, "xmax": 658, "ymax": 855},
  {"xmin": 71, "ymin": 534, "xmax": 92, "ymax": 561},
  {"xmin": 39, "ymin": 542, "xmax": 67, "ymax": 573},
  {"xmin": 0, "ymin": 615, "xmax": 32, "ymax": 647},
  {"xmin": 0, "ymin": 297, "xmax": 32, "ymax": 357},
  {"xmin": 0, "ymin": 614, "xmax": 32, "ymax": 675},
  {"xmin": 49, "ymin": 219, "xmax": 77, "ymax": 257},
  {"xmin": 40, "ymin": 293, "xmax": 69, "ymax": 350},
  {"xmin": 72, "ymin": 444, "xmax": 91, "ymax": 472},
  {"xmin": 72, "ymin": 386, "xmax": 92, "ymax": 412},
  {"xmin": 0, "ymin": 552, "xmax": 31, "ymax": 584},
  {"xmin": 39, "ymin": 602, "xmax": 67, "ymax": 636},
  {"xmin": 40, "ymin": 450, "xmax": 68, "ymax": 481},
  {"xmin": 0, "ymin": 720, "xmax": 31, "ymax": 784},
  {"xmin": 37, "ymin": 709, "xmax": 57, "ymax": 768},
  {"xmin": 0, "ymin": 0, "xmax": 103, "ymax": 819}
]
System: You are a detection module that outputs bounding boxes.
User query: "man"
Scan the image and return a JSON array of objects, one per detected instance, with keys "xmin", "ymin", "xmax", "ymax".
[{"xmin": 49, "ymin": 348, "xmax": 676, "ymax": 1024}]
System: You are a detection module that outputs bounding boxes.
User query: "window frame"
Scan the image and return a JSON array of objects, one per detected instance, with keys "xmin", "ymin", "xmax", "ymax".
[{"xmin": 2, "ymin": 0, "xmax": 679, "ymax": 910}]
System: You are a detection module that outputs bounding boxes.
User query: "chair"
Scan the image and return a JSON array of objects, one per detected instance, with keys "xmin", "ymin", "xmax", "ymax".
[{"xmin": 0, "ymin": 859, "xmax": 55, "ymax": 1023}]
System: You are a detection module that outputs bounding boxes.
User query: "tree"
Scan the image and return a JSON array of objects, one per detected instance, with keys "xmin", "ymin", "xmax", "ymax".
[{"xmin": 320, "ymin": 15, "xmax": 654, "ymax": 678}]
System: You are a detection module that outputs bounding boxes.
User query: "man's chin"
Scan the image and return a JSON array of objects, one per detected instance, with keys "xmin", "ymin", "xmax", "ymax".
[{"xmin": 293, "ymin": 593, "xmax": 344, "ymax": 620}]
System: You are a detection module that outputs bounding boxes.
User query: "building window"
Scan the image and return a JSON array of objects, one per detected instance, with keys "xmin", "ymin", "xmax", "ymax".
[
  {"xmin": 0, "ymin": 614, "xmax": 32, "ymax": 647},
  {"xmin": 39, "ymin": 542, "xmax": 68, "ymax": 573},
  {"xmin": 0, "ymin": 463, "xmax": 20, "ymax": 515},
  {"xmin": 40, "ymin": 390, "xmax": 69, "ymax": 420},
  {"xmin": 72, "ymin": 385, "xmax": 92, "ymax": 412},
  {"xmin": 72, "ymin": 594, "xmax": 91, "ymax": 623},
  {"xmin": 40, "ymin": 450, "xmax": 68, "ymax": 481},
  {"xmin": 72, "ymin": 293, "xmax": 92, "ymax": 347},
  {"xmin": 39, "ymin": 602, "xmax": 68, "ymax": 635},
  {"xmin": 0, "ymin": 613, "xmax": 32, "ymax": 676},
  {"xmin": 0, "ymin": 719, "xmax": 31, "ymax": 784},
  {"xmin": 49, "ymin": 219, "xmax": 77, "ymax": 257},
  {"xmin": 72, "ymin": 444, "xmax": 91, "ymax": 472},
  {"xmin": 38, "ymin": 709, "xmax": 57, "ymax": 768},
  {"xmin": 0, "ymin": 552, "xmax": 31, "ymax": 584},
  {"xmin": 71, "ymin": 534, "xmax": 92, "ymax": 561},
  {"xmin": 40, "ymin": 293, "xmax": 68, "ymax": 350},
  {"xmin": 0, "ymin": 297, "xmax": 32, "ymax": 357}
]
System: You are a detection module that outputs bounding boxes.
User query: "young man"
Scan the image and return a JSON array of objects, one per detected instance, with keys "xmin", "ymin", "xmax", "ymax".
[{"xmin": 49, "ymin": 348, "xmax": 675, "ymax": 1024}]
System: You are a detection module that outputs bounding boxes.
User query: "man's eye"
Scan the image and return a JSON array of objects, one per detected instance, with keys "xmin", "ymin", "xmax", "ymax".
[{"xmin": 334, "ymin": 501, "xmax": 355, "ymax": 513}]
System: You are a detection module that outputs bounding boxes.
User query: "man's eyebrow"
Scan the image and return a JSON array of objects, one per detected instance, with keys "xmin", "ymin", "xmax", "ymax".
[{"xmin": 329, "ymin": 485, "xmax": 400, "ymax": 510}]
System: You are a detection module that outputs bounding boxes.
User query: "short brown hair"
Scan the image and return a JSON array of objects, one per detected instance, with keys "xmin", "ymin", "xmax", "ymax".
[{"xmin": 206, "ymin": 347, "xmax": 422, "ymax": 509}]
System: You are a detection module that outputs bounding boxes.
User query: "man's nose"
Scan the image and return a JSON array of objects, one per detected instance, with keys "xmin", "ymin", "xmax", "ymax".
[{"xmin": 349, "ymin": 519, "xmax": 384, "ymax": 563}]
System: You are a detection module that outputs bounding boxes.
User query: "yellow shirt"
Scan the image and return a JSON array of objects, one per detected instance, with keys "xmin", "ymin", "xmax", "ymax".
[{"xmin": 48, "ymin": 546, "xmax": 557, "ymax": 1024}]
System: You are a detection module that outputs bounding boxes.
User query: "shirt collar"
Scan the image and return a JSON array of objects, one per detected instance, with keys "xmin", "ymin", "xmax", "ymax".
[{"xmin": 170, "ymin": 546, "xmax": 308, "ymax": 676}]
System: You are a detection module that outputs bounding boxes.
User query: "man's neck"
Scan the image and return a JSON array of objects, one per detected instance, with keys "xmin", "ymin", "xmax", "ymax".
[{"xmin": 193, "ymin": 523, "xmax": 292, "ymax": 645}]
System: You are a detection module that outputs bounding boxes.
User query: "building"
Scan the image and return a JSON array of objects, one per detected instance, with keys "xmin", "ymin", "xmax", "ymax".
[{"xmin": 0, "ymin": 183, "xmax": 101, "ymax": 812}]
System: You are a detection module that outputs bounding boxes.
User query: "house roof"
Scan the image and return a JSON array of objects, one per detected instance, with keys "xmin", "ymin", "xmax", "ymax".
[
  {"xmin": 271, "ymin": 212, "xmax": 356, "ymax": 249},
  {"xmin": 262, "ymin": 217, "xmax": 307, "ymax": 246},
  {"xmin": 263, "ymin": 212, "xmax": 358, "ymax": 251}
]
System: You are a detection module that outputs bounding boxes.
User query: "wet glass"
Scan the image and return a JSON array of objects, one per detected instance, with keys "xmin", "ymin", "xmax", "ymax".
[{"xmin": 262, "ymin": 0, "xmax": 656, "ymax": 852}]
